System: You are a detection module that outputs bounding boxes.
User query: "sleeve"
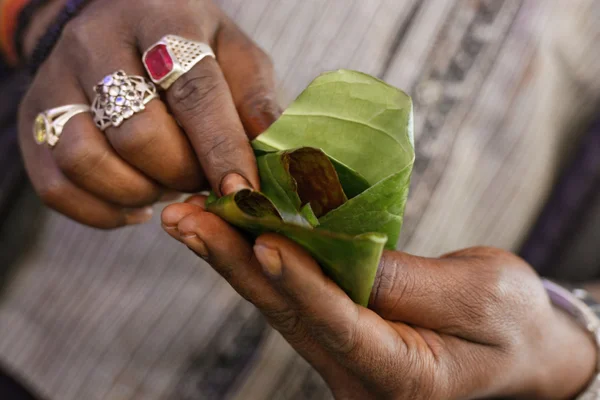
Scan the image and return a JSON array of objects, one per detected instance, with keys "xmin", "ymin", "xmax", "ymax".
[{"xmin": 0, "ymin": 0, "xmax": 31, "ymax": 65}]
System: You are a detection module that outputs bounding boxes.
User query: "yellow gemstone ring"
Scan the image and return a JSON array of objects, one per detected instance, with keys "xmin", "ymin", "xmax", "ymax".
[{"xmin": 34, "ymin": 104, "xmax": 91, "ymax": 147}]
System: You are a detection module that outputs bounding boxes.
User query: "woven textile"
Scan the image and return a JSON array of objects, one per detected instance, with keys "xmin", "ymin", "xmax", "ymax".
[{"xmin": 1, "ymin": 1, "xmax": 599, "ymax": 399}]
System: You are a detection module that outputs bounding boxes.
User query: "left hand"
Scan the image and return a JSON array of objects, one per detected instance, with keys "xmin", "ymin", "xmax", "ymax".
[
  {"xmin": 19, "ymin": 0, "xmax": 278, "ymax": 228},
  {"xmin": 162, "ymin": 196, "xmax": 596, "ymax": 400}
]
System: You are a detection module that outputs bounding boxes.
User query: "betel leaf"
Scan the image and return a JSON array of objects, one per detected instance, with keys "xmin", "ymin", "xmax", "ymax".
[
  {"xmin": 206, "ymin": 70, "xmax": 414, "ymax": 306},
  {"xmin": 257, "ymin": 147, "xmax": 347, "ymax": 228},
  {"xmin": 252, "ymin": 69, "xmax": 414, "ymax": 186},
  {"xmin": 318, "ymin": 163, "xmax": 412, "ymax": 248},
  {"xmin": 208, "ymin": 189, "xmax": 387, "ymax": 305}
]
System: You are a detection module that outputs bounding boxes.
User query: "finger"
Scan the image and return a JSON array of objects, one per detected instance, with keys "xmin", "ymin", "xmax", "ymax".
[
  {"xmin": 161, "ymin": 200, "xmax": 370, "ymax": 391},
  {"xmin": 184, "ymin": 194, "xmax": 206, "ymax": 207},
  {"xmin": 137, "ymin": 30, "xmax": 259, "ymax": 196},
  {"xmin": 369, "ymin": 248, "xmax": 531, "ymax": 343},
  {"xmin": 30, "ymin": 58, "xmax": 163, "ymax": 207},
  {"xmin": 161, "ymin": 200, "xmax": 283, "ymax": 311},
  {"xmin": 19, "ymin": 105, "xmax": 152, "ymax": 228},
  {"xmin": 160, "ymin": 202, "xmax": 199, "ymax": 240},
  {"xmin": 216, "ymin": 20, "xmax": 281, "ymax": 138},
  {"xmin": 253, "ymin": 234, "xmax": 404, "ymax": 374},
  {"xmin": 60, "ymin": 18, "xmax": 204, "ymax": 192}
]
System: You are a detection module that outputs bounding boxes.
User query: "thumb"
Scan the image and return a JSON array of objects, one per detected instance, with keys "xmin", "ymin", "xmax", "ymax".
[
  {"xmin": 254, "ymin": 234, "xmax": 406, "ymax": 386},
  {"xmin": 216, "ymin": 19, "xmax": 281, "ymax": 138},
  {"xmin": 254, "ymin": 234, "xmax": 399, "ymax": 360},
  {"xmin": 370, "ymin": 247, "xmax": 529, "ymax": 341}
]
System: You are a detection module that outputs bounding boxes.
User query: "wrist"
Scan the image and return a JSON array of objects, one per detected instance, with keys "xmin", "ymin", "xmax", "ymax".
[{"xmin": 528, "ymin": 306, "xmax": 597, "ymax": 400}]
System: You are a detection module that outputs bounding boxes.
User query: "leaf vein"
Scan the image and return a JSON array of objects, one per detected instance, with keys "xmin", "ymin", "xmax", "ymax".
[{"xmin": 283, "ymin": 112, "xmax": 409, "ymax": 153}]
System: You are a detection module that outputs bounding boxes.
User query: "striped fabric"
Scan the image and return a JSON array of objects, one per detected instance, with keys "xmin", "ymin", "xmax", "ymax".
[{"xmin": 1, "ymin": 1, "xmax": 599, "ymax": 399}]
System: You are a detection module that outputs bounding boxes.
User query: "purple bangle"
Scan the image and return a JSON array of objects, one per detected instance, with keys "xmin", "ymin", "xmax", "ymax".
[{"xmin": 27, "ymin": 0, "xmax": 91, "ymax": 75}]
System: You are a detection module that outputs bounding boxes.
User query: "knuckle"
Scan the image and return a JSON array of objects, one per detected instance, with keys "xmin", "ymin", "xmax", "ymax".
[
  {"xmin": 452, "ymin": 271, "xmax": 506, "ymax": 330},
  {"xmin": 37, "ymin": 178, "xmax": 68, "ymax": 208},
  {"xmin": 54, "ymin": 133, "xmax": 99, "ymax": 178},
  {"xmin": 216, "ymin": 263, "xmax": 235, "ymax": 282},
  {"xmin": 453, "ymin": 248, "xmax": 537, "ymax": 332},
  {"xmin": 452, "ymin": 285, "xmax": 499, "ymax": 329},
  {"xmin": 448, "ymin": 246, "xmax": 518, "ymax": 263},
  {"xmin": 109, "ymin": 118, "xmax": 158, "ymax": 157},
  {"xmin": 371, "ymin": 253, "xmax": 416, "ymax": 313},
  {"xmin": 199, "ymin": 133, "xmax": 238, "ymax": 159},
  {"xmin": 314, "ymin": 315, "xmax": 359, "ymax": 356},
  {"xmin": 55, "ymin": 141, "xmax": 158, "ymax": 207},
  {"xmin": 239, "ymin": 88, "xmax": 278, "ymax": 116},
  {"xmin": 262, "ymin": 306, "xmax": 302, "ymax": 337},
  {"xmin": 60, "ymin": 17, "xmax": 95, "ymax": 56},
  {"xmin": 169, "ymin": 68, "xmax": 223, "ymax": 113}
]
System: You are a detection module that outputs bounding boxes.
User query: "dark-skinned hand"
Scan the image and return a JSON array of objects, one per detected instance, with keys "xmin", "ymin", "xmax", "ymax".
[
  {"xmin": 19, "ymin": 0, "xmax": 278, "ymax": 228},
  {"xmin": 161, "ymin": 195, "xmax": 597, "ymax": 400}
]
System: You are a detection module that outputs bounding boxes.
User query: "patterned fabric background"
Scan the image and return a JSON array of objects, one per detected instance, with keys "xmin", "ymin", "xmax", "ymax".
[{"xmin": 0, "ymin": 1, "xmax": 599, "ymax": 399}]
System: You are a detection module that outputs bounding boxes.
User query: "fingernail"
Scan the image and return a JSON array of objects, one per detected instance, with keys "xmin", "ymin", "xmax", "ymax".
[
  {"xmin": 180, "ymin": 232, "xmax": 209, "ymax": 260},
  {"xmin": 184, "ymin": 196, "xmax": 207, "ymax": 208},
  {"xmin": 125, "ymin": 206, "xmax": 154, "ymax": 225},
  {"xmin": 161, "ymin": 223, "xmax": 177, "ymax": 231},
  {"xmin": 254, "ymin": 244, "xmax": 282, "ymax": 279},
  {"xmin": 221, "ymin": 173, "xmax": 252, "ymax": 195}
]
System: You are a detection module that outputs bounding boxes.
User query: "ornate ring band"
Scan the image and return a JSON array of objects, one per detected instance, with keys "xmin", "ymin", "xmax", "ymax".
[
  {"xmin": 142, "ymin": 35, "xmax": 216, "ymax": 90},
  {"xmin": 34, "ymin": 104, "xmax": 91, "ymax": 147},
  {"xmin": 91, "ymin": 70, "xmax": 159, "ymax": 131}
]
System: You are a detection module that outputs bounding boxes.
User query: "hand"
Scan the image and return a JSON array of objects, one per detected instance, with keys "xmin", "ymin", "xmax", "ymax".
[
  {"xmin": 19, "ymin": 0, "xmax": 279, "ymax": 228},
  {"xmin": 162, "ymin": 196, "xmax": 597, "ymax": 400}
]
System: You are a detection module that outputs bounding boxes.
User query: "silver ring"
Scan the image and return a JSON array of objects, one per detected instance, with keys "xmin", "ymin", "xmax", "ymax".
[
  {"xmin": 34, "ymin": 104, "xmax": 91, "ymax": 147},
  {"xmin": 143, "ymin": 35, "xmax": 216, "ymax": 90},
  {"xmin": 91, "ymin": 70, "xmax": 159, "ymax": 131}
]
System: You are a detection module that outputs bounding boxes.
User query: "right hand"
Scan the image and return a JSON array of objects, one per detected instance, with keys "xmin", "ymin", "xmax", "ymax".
[
  {"xmin": 18, "ymin": 0, "xmax": 279, "ymax": 228},
  {"xmin": 162, "ymin": 196, "xmax": 597, "ymax": 400}
]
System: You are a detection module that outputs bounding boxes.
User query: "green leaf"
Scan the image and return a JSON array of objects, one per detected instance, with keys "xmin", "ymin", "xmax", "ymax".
[
  {"xmin": 207, "ymin": 189, "xmax": 386, "ymax": 305},
  {"xmin": 253, "ymin": 69, "xmax": 414, "ymax": 185},
  {"xmin": 257, "ymin": 147, "xmax": 347, "ymax": 228},
  {"xmin": 207, "ymin": 190, "xmax": 282, "ymax": 236},
  {"xmin": 318, "ymin": 164, "xmax": 412, "ymax": 250},
  {"xmin": 282, "ymin": 228, "xmax": 386, "ymax": 307},
  {"xmin": 300, "ymin": 203, "xmax": 319, "ymax": 227},
  {"xmin": 207, "ymin": 70, "xmax": 414, "ymax": 305},
  {"xmin": 256, "ymin": 152, "xmax": 310, "ymax": 227},
  {"xmin": 328, "ymin": 158, "xmax": 370, "ymax": 200},
  {"xmin": 283, "ymin": 147, "xmax": 347, "ymax": 217}
]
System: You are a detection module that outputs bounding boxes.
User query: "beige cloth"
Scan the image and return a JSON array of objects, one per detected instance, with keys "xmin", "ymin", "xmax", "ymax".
[{"xmin": 1, "ymin": 1, "xmax": 600, "ymax": 399}]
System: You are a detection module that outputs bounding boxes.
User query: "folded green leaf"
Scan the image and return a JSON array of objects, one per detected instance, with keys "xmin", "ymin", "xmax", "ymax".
[
  {"xmin": 318, "ymin": 164, "xmax": 412, "ymax": 250},
  {"xmin": 207, "ymin": 70, "xmax": 414, "ymax": 306},
  {"xmin": 257, "ymin": 147, "xmax": 347, "ymax": 228},
  {"xmin": 207, "ymin": 189, "xmax": 386, "ymax": 305},
  {"xmin": 252, "ymin": 69, "xmax": 414, "ymax": 186}
]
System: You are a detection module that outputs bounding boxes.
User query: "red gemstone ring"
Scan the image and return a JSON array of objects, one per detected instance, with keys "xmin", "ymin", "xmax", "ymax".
[{"xmin": 142, "ymin": 35, "xmax": 216, "ymax": 90}]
